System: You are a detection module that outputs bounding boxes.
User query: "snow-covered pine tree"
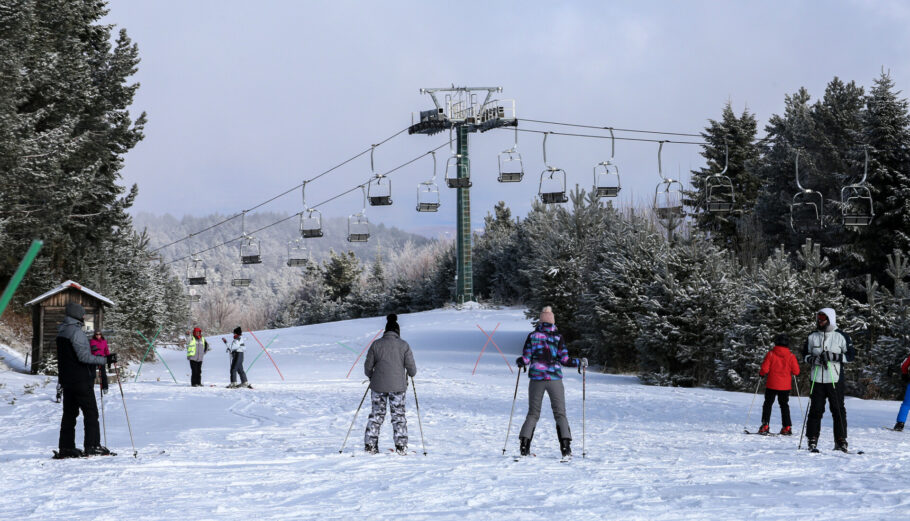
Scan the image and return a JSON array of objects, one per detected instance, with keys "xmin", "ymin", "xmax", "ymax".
[
  {"xmin": 634, "ymin": 236, "xmax": 743, "ymax": 387},
  {"xmin": 863, "ymin": 251, "xmax": 910, "ymax": 398}
]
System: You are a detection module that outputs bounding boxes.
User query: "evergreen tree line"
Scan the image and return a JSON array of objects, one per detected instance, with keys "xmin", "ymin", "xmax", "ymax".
[
  {"xmin": 467, "ymin": 72, "xmax": 910, "ymax": 399},
  {"xmin": 0, "ymin": 1, "xmax": 186, "ymax": 362}
]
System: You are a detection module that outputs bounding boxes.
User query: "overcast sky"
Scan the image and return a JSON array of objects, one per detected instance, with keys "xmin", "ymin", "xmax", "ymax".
[{"xmin": 104, "ymin": 0, "xmax": 910, "ymax": 240}]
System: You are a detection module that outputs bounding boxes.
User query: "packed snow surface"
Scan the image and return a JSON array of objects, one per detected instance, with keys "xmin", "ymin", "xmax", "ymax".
[{"xmin": 1, "ymin": 307, "xmax": 909, "ymax": 520}]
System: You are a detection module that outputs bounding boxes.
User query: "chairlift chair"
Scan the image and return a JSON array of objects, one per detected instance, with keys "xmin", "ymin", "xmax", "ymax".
[
  {"xmin": 416, "ymin": 151, "xmax": 440, "ymax": 212},
  {"xmin": 497, "ymin": 128, "xmax": 524, "ymax": 182},
  {"xmin": 444, "ymin": 128, "xmax": 472, "ymax": 188},
  {"xmin": 366, "ymin": 145, "xmax": 393, "ymax": 206},
  {"xmin": 240, "ymin": 236, "xmax": 262, "ymax": 264},
  {"xmin": 538, "ymin": 132, "xmax": 568, "ymax": 204},
  {"xmin": 300, "ymin": 209, "xmax": 324, "ymax": 238},
  {"xmin": 705, "ymin": 138, "xmax": 735, "ymax": 213},
  {"xmin": 653, "ymin": 141, "xmax": 684, "ymax": 219},
  {"xmin": 299, "ymin": 182, "xmax": 324, "ymax": 238},
  {"xmin": 593, "ymin": 128, "xmax": 620, "ymax": 198},
  {"xmin": 790, "ymin": 149, "xmax": 824, "ymax": 233},
  {"xmin": 286, "ymin": 239, "xmax": 308, "ymax": 267},
  {"xmin": 186, "ymin": 257, "xmax": 207, "ymax": 285},
  {"xmin": 347, "ymin": 186, "xmax": 371, "ymax": 242},
  {"xmin": 841, "ymin": 146, "xmax": 874, "ymax": 227},
  {"xmin": 231, "ymin": 264, "xmax": 252, "ymax": 287}
]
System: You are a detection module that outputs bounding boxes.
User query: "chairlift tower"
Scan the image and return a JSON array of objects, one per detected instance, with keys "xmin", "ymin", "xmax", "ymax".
[{"xmin": 409, "ymin": 86, "xmax": 517, "ymax": 304}]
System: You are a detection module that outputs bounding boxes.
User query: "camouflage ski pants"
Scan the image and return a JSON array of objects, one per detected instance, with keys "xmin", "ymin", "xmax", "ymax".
[{"xmin": 364, "ymin": 390, "xmax": 408, "ymax": 447}]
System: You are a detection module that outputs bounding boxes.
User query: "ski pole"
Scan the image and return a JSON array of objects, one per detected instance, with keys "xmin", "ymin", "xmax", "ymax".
[
  {"xmin": 411, "ymin": 376, "xmax": 428, "ymax": 456},
  {"xmin": 742, "ymin": 375, "xmax": 763, "ymax": 433},
  {"xmin": 99, "ymin": 375, "xmax": 107, "ymax": 447},
  {"xmin": 113, "ymin": 362, "xmax": 137, "ymax": 458},
  {"xmin": 792, "ymin": 375, "xmax": 804, "ymax": 423},
  {"xmin": 339, "ymin": 383, "xmax": 370, "ymax": 454},
  {"xmin": 798, "ymin": 365, "xmax": 819, "ymax": 450},
  {"xmin": 582, "ymin": 364, "xmax": 586, "ymax": 459},
  {"xmin": 502, "ymin": 365, "xmax": 524, "ymax": 455}
]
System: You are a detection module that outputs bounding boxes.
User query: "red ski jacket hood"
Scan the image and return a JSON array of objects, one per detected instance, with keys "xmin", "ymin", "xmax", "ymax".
[{"xmin": 760, "ymin": 345, "xmax": 800, "ymax": 391}]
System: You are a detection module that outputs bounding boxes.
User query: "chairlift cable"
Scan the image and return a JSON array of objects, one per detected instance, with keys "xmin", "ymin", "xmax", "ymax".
[
  {"xmin": 150, "ymin": 126, "xmax": 410, "ymax": 254},
  {"xmin": 506, "ymin": 127, "xmax": 707, "ymax": 146},
  {"xmin": 518, "ymin": 117, "xmax": 704, "ymax": 138},
  {"xmin": 164, "ymin": 140, "xmax": 450, "ymax": 265}
]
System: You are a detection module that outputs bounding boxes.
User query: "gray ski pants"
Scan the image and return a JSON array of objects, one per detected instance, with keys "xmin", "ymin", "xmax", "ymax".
[
  {"xmin": 519, "ymin": 379, "xmax": 571, "ymax": 441},
  {"xmin": 364, "ymin": 391, "xmax": 408, "ymax": 447}
]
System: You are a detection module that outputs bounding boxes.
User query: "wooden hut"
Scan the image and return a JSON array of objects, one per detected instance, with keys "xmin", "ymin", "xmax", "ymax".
[{"xmin": 25, "ymin": 280, "xmax": 114, "ymax": 374}]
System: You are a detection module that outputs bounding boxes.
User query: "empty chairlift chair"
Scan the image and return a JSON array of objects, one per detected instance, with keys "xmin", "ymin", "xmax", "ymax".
[
  {"xmin": 416, "ymin": 151, "xmax": 441, "ymax": 212},
  {"xmin": 299, "ymin": 182, "xmax": 324, "ymax": 238},
  {"xmin": 538, "ymin": 133, "xmax": 568, "ymax": 204},
  {"xmin": 186, "ymin": 257, "xmax": 207, "ymax": 285},
  {"xmin": 240, "ymin": 236, "xmax": 262, "ymax": 264},
  {"xmin": 653, "ymin": 141, "xmax": 684, "ymax": 219},
  {"xmin": 705, "ymin": 138, "xmax": 734, "ymax": 213},
  {"xmin": 185, "ymin": 287, "xmax": 201, "ymax": 303},
  {"xmin": 841, "ymin": 146, "xmax": 874, "ymax": 227},
  {"xmin": 347, "ymin": 186, "xmax": 370, "ymax": 243},
  {"xmin": 366, "ymin": 145, "xmax": 393, "ymax": 206},
  {"xmin": 231, "ymin": 264, "xmax": 252, "ymax": 287},
  {"xmin": 593, "ymin": 128, "xmax": 621, "ymax": 198},
  {"xmin": 498, "ymin": 128, "xmax": 524, "ymax": 183},
  {"xmin": 790, "ymin": 149, "xmax": 824, "ymax": 233},
  {"xmin": 286, "ymin": 239, "xmax": 308, "ymax": 267}
]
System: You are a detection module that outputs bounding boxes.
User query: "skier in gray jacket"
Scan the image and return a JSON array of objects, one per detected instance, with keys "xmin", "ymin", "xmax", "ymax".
[
  {"xmin": 222, "ymin": 326, "xmax": 250, "ymax": 389},
  {"xmin": 363, "ymin": 314, "xmax": 417, "ymax": 455}
]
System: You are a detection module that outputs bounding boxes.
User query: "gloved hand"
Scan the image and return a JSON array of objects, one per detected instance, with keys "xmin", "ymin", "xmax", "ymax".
[
  {"xmin": 106, "ymin": 353, "xmax": 118, "ymax": 366},
  {"xmin": 824, "ymin": 352, "xmax": 842, "ymax": 362},
  {"xmin": 515, "ymin": 356, "xmax": 526, "ymax": 368},
  {"xmin": 222, "ymin": 338, "xmax": 227, "ymax": 344},
  {"xmin": 902, "ymin": 372, "xmax": 910, "ymax": 384},
  {"xmin": 804, "ymin": 354, "xmax": 818, "ymax": 365},
  {"xmin": 576, "ymin": 358, "xmax": 588, "ymax": 373}
]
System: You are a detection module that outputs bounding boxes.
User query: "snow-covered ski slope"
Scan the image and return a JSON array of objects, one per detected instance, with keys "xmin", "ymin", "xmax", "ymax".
[{"xmin": 1, "ymin": 306, "xmax": 909, "ymax": 520}]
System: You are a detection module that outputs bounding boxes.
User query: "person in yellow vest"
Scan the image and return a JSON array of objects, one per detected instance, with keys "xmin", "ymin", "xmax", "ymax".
[{"xmin": 187, "ymin": 327, "xmax": 210, "ymax": 387}]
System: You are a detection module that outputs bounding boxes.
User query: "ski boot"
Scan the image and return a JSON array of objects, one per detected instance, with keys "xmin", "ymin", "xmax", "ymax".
[
  {"xmin": 365, "ymin": 441, "xmax": 379, "ymax": 455},
  {"xmin": 834, "ymin": 439, "xmax": 849, "ymax": 453},
  {"xmin": 84, "ymin": 445, "xmax": 115, "ymax": 456},
  {"xmin": 779, "ymin": 426, "xmax": 792, "ymax": 436},
  {"xmin": 53, "ymin": 448, "xmax": 84, "ymax": 459},
  {"xmin": 559, "ymin": 438, "xmax": 572, "ymax": 458},
  {"xmin": 241, "ymin": 382, "xmax": 253, "ymax": 389},
  {"xmin": 519, "ymin": 437, "xmax": 531, "ymax": 457},
  {"xmin": 757, "ymin": 423, "xmax": 770, "ymax": 435},
  {"xmin": 894, "ymin": 421, "xmax": 905, "ymax": 432},
  {"xmin": 395, "ymin": 445, "xmax": 408, "ymax": 455},
  {"xmin": 226, "ymin": 383, "xmax": 240, "ymax": 389},
  {"xmin": 807, "ymin": 438, "xmax": 818, "ymax": 452}
]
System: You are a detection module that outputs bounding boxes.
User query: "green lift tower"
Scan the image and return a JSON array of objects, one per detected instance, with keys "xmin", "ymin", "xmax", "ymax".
[{"xmin": 409, "ymin": 87, "xmax": 517, "ymax": 304}]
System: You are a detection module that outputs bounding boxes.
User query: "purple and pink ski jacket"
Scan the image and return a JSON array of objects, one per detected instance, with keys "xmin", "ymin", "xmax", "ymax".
[
  {"xmin": 519, "ymin": 322, "xmax": 578, "ymax": 381},
  {"xmin": 90, "ymin": 338, "xmax": 109, "ymax": 357}
]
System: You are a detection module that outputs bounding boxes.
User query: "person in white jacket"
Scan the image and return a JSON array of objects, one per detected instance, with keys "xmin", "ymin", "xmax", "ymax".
[
  {"xmin": 803, "ymin": 307, "xmax": 855, "ymax": 452},
  {"xmin": 222, "ymin": 327, "xmax": 251, "ymax": 389}
]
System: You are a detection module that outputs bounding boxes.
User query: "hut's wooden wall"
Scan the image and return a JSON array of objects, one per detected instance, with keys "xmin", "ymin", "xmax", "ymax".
[{"xmin": 30, "ymin": 288, "xmax": 105, "ymax": 374}]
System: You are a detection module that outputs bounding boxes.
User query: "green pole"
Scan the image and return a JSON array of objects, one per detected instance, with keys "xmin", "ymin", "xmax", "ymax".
[
  {"xmin": 455, "ymin": 125, "xmax": 473, "ymax": 304},
  {"xmin": 245, "ymin": 334, "xmax": 278, "ymax": 373},
  {"xmin": 134, "ymin": 327, "xmax": 162, "ymax": 382},
  {"xmin": 0, "ymin": 240, "xmax": 43, "ymax": 320},
  {"xmin": 336, "ymin": 341, "xmax": 358, "ymax": 355}
]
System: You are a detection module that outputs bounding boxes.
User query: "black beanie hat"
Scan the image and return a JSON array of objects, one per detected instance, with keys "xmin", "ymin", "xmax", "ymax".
[
  {"xmin": 774, "ymin": 333, "xmax": 789, "ymax": 347},
  {"xmin": 233, "ymin": 326, "xmax": 242, "ymax": 336},
  {"xmin": 385, "ymin": 314, "xmax": 400, "ymax": 334}
]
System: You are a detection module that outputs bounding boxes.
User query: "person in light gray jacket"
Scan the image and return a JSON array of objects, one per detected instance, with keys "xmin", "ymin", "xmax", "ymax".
[
  {"xmin": 803, "ymin": 307, "xmax": 855, "ymax": 453},
  {"xmin": 222, "ymin": 326, "xmax": 250, "ymax": 389},
  {"xmin": 363, "ymin": 314, "xmax": 417, "ymax": 455}
]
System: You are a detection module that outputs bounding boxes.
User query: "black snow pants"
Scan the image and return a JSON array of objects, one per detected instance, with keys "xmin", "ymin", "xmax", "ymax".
[
  {"xmin": 806, "ymin": 379, "xmax": 847, "ymax": 441},
  {"xmin": 59, "ymin": 379, "xmax": 101, "ymax": 450},
  {"xmin": 761, "ymin": 389, "xmax": 792, "ymax": 427},
  {"xmin": 190, "ymin": 360, "xmax": 203, "ymax": 386}
]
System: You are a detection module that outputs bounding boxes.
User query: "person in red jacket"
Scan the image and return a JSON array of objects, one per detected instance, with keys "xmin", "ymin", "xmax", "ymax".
[{"xmin": 757, "ymin": 334, "xmax": 801, "ymax": 435}]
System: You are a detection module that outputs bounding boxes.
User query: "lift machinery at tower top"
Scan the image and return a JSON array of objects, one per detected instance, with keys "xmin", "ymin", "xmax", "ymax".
[{"xmin": 409, "ymin": 86, "xmax": 518, "ymax": 304}]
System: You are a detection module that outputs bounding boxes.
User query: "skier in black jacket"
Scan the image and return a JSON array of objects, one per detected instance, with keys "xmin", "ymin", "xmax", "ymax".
[{"xmin": 55, "ymin": 302, "xmax": 116, "ymax": 458}]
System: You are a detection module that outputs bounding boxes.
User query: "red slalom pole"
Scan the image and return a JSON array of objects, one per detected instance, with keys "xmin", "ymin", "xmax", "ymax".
[
  {"xmin": 346, "ymin": 329, "xmax": 384, "ymax": 379},
  {"xmin": 477, "ymin": 323, "xmax": 512, "ymax": 374},
  {"xmin": 245, "ymin": 327, "xmax": 284, "ymax": 381},
  {"xmin": 472, "ymin": 322, "xmax": 500, "ymax": 375}
]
